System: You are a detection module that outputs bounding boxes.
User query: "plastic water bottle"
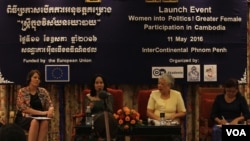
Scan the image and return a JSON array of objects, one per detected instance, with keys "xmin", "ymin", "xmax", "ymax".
[
  {"xmin": 85, "ymin": 106, "xmax": 92, "ymax": 126},
  {"xmin": 159, "ymin": 106, "xmax": 166, "ymax": 126},
  {"xmin": 91, "ymin": 114, "xmax": 95, "ymax": 129},
  {"xmin": 160, "ymin": 112, "xmax": 166, "ymax": 126}
]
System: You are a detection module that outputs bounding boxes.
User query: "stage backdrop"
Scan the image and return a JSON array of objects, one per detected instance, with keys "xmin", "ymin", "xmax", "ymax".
[{"xmin": 0, "ymin": 0, "xmax": 247, "ymax": 85}]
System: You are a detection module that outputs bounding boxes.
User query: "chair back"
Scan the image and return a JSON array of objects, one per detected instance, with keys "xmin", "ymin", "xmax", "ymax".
[
  {"xmin": 137, "ymin": 89, "xmax": 155, "ymax": 122},
  {"xmin": 199, "ymin": 87, "xmax": 224, "ymax": 128}
]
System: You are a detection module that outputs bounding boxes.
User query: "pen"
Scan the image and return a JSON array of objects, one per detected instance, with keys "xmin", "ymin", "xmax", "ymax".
[
  {"xmin": 222, "ymin": 116, "xmax": 225, "ymax": 120},
  {"xmin": 222, "ymin": 116, "xmax": 229, "ymax": 125}
]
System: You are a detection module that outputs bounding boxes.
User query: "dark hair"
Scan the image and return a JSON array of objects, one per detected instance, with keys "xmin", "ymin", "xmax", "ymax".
[
  {"xmin": 26, "ymin": 69, "xmax": 41, "ymax": 85},
  {"xmin": 89, "ymin": 74, "xmax": 108, "ymax": 96},
  {"xmin": 0, "ymin": 123, "xmax": 26, "ymax": 141},
  {"xmin": 224, "ymin": 78, "xmax": 239, "ymax": 90}
]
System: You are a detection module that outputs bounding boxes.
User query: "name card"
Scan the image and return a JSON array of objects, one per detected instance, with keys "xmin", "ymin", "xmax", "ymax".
[
  {"xmin": 85, "ymin": 0, "xmax": 101, "ymax": 3},
  {"xmin": 145, "ymin": 0, "xmax": 178, "ymax": 3},
  {"xmin": 222, "ymin": 125, "xmax": 250, "ymax": 141}
]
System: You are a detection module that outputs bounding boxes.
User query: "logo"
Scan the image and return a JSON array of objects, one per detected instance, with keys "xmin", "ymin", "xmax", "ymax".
[
  {"xmin": 152, "ymin": 67, "xmax": 184, "ymax": 78},
  {"xmin": 45, "ymin": 65, "xmax": 70, "ymax": 82},
  {"xmin": 222, "ymin": 125, "xmax": 250, "ymax": 141}
]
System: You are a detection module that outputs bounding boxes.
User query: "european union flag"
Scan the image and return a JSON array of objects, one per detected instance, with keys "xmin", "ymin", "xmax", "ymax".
[{"xmin": 45, "ymin": 65, "xmax": 70, "ymax": 82}]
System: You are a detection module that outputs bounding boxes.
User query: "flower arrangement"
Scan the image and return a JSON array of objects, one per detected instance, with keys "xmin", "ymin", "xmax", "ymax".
[{"xmin": 113, "ymin": 106, "xmax": 143, "ymax": 132}]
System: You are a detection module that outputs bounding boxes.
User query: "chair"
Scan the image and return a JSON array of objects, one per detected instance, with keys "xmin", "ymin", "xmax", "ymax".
[
  {"xmin": 198, "ymin": 87, "xmax": 224, "ymax": 141},
  {"xmin": 71, "ymin": 88, "xmax": 124, "ymax": 141},
  {"xmin": 137, "ymin": 89, "xmax": 155, "ymax": 122}
]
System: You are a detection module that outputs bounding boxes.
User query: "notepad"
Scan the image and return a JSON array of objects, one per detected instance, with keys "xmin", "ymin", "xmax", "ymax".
[{"xmin": 31, "ymin": 117, "xmax": 51, "ymax": 120}]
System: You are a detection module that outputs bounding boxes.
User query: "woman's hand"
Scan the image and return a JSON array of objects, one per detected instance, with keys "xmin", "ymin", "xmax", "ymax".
[
  {"xmin": 169, "ymin": 114, "xmax": 176, "ymax": 120},
  {"xmin": 230, "ymin": 119, "xmax": 239, "ymax": 125},
  {"xmin": 47, "ymin": 107, "xmax": 54, "ymax": 118},
  {"xmin": 220, "ymin": 119, "xmax": 229, "ymax": 125},
  {"xmin": 147, "ymin": 109, "xmax": 160, "ymax": 121},
  {"xmin": 88, "ymin": 102, "xmax": 94, "ymax": 109}
]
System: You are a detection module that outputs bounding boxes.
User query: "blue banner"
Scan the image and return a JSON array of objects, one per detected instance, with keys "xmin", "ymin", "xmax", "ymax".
[{"xmin": 0, "ymin": 0, "xmax": 247, "ymax": 84}]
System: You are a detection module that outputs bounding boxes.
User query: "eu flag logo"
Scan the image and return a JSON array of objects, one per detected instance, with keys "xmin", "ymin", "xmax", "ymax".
[{"xmin": 45, "ymin": 65, "xmax": 70, "ymax": 82}]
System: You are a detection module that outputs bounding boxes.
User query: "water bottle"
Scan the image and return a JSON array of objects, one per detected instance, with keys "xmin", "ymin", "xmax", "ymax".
[
  {"xmin": 160, "ymin": 112, "xmax": 166, "ymax": 126},
  {"xmin": 91, "ymin": 114, "xmax": 95, "ymax": 129},
  {"xmin": 85, "ymin": 106, "xmax": 92, "ymax": 126},
  {"xmin": 159, "ymin": 106, "xmax": 166, "ymax": 126}
]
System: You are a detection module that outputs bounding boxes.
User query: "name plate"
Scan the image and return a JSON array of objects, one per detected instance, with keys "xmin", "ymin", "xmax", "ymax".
[
  {"xmin": 145, "ymin": 0, "xmax": 178, "ymax": 3},
  {"xmin": 222, "ymin": 125, "xmax": 250, "ymax": 141},
  {"xmin": 85, "ymin": 0, "xmax": 101, "ymax": 3}
]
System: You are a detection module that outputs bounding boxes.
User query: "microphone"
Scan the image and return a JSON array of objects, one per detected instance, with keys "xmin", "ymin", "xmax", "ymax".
[
  {"xmin": 99, "ymin": 90, "xmax": 108, "ymax": 99},
  {"xmin": 99, "ymin": 90, "xmax": 109, "ymax": 111}
]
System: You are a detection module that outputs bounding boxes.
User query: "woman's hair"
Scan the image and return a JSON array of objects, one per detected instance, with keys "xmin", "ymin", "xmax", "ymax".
[
  {"xmin": 89, "ymin": 74, "xmax": 108, "ymax": 96},
  {"xmin": 159, "ymin": 73, "xmax": 175, "ymax": 87},
  {"xmin": 26, "ymin": 69, "xmax": 41, "ymax": 85},
  {"xmin": 224, "ymin": 78, "xmax": 239, "ymax": 90}
]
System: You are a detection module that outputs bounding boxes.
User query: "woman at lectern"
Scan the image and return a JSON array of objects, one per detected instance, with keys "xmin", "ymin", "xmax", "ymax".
[
  {"xmin": 210, "ymin": 78, "xmax": 250, "ymax": 141},
  {"xmin": 147, "ymin": 73, "xmax": 186, "ymax": 124},
  {"xmin": 14, "ymin": 69, "xmax": 54, "ymax": 141}
]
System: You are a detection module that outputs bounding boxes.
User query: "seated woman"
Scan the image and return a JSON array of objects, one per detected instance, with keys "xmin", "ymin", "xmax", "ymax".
[
  {"xmin": 80, "ymin": 74, "xmax": 117, "ymax": 141},
  {"xmin": 210, "ymin": 78, "xmax": 250, "ymax": 141},
  {"xmin": 146, "ymin": 73, "xmax": 186, "ymax": 141},
  {"xmin": 84, "ymin": 74, "xmax": 114, "ymax": 115},
  {"xmin": 14, "ymin": 70, "xmax": 54, "ymax": 141},
  {"xmin": 147, "ymin": 73, "xmax": 186, "ymax": 124}
]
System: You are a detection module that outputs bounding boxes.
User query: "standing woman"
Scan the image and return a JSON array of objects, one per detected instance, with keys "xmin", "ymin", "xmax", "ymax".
[{"xmin": 15, "ymin": 69, "xmax": 54, "ymax": 141}]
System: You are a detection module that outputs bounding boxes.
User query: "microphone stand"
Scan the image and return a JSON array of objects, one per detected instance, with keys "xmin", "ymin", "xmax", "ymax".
[{"xmin": 103, "ymin": 97, "xmax": 111, "ymax": 141}]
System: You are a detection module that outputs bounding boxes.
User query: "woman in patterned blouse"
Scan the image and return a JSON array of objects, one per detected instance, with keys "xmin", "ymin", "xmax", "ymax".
[{"xmin": 15, "ymin": 69, "xmax": 54, "ymax": 141}]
